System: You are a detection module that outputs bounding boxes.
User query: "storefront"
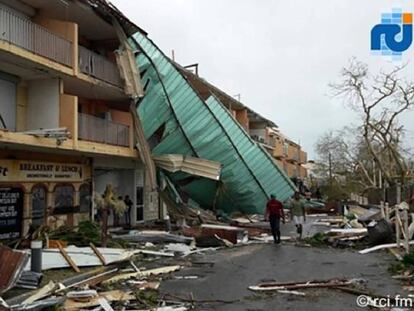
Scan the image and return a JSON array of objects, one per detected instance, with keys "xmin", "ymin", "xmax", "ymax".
[
  {"xmin": 92, "ymin": 157, "xmax": 144, "ymax": 227},
  {"xmin": 0, "ymin": 154, "xmax": 92, "ymax": 239}
]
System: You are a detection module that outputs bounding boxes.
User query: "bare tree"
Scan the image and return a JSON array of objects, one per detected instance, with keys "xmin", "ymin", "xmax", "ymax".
[
  {"xmin": 315, "ymin": 127, "xmax": 378, "ymax": 192},
  {"xmin": 330, "ymin": 58, "xmax": 414, "ymax": 186}
]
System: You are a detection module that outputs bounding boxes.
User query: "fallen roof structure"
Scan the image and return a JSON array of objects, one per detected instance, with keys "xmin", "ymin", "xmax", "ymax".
[{"xmin": 128, "ymin": 32, "xmax": 296, "ymax": 214}]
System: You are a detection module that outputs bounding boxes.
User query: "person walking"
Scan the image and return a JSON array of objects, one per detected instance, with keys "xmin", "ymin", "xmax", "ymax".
[
  {"xmin": 290, "ymin": 191, "xmax": 306, "ymax": 239},
  {"xmin": 265, "ymin": 194, "xmax": 285, "ymax": 244}
]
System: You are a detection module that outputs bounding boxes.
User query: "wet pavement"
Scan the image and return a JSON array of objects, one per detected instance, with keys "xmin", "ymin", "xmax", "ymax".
[{"xmin": 161, "ymin": 219, "xmax": 404, "ymax": 310}]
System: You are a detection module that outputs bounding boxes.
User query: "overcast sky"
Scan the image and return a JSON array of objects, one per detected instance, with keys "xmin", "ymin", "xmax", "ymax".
[{"xmin": 112, "ymin": 0, "xmax": 414, "ymax": 159}]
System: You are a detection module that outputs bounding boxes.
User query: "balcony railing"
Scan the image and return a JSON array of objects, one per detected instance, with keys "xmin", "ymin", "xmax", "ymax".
[
  {"xmin": 0, "ymin": 7, "xmax": 73, "ymax": 66},
  {"xmin": 78, "ymin": 113, "xmax": 129, "ymax": 147},
  {"xmin": 79, "ymin": 46, "xmax": 122, "ymax": 87}
]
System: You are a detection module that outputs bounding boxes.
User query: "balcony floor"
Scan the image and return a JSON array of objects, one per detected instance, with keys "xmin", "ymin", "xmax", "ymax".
[{"xmin": 0, "ymin": 42, "xmax": 127, "ymax": 101}]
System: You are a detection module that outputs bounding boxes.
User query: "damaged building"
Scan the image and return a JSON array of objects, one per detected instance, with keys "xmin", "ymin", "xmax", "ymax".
[
  {"xmin": 0, "ymin": 0, "xmax": 306, "ymax": 240},
  {"xmin": 0, "ymin": 0, "xmax": 152, "ymax": 240}
]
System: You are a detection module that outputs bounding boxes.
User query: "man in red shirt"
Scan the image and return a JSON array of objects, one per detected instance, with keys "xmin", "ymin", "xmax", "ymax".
[{"xmin": 265, "ymin": 194, "xmax": 285, "ymax": 244}]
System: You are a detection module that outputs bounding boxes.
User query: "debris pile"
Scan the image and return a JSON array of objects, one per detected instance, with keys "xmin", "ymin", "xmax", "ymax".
[{"xmin": 0, "ymin": 213, "xmax": 268, "ymax": 310}]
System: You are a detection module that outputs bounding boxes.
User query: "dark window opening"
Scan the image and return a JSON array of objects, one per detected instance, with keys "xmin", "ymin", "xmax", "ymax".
[
  {"xmin": 148, "ymin": 123, "xmax": 166, "ymax": 150},
  {"xmin": 32, "ymin": 185, "xmax": 46, "ymax": 227},
  {"xmin": 79, "ymin": 183, "xmax": 92, "ymax": 214},
  {"xmin": 54, "ymin": 185, "xmax": 76, "ymax": 214}
]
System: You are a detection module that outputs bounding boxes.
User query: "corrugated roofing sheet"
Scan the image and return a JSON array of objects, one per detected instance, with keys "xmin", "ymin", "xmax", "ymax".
[
  {"xmin": 129, "ymin": 32, "xmax": 296, "ymax": 214},
  {"xmin": 0, "ymin": 245, "xmax": 29, "ymax": 294}
]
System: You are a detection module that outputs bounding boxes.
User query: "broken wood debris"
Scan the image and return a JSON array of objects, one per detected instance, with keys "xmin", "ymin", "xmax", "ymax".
[
  {"xmin": 90, "ymin": 243, "xmax": 106, "ymax": 265},
  {"xmin": 248, "ymin": 278, "xmax": 358, "ymax": 291},
  {"xmin": 57, "ymin": 242, "xmax": 81, "ymax": 273},
  {"xmin": 103, "ymin": 265, "xmax": 181, "ymax": 284}
]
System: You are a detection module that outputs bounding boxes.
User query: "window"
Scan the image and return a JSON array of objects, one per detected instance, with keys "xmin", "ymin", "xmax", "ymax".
[
  {"xmin": 54, "ymin": 185, "xmax": 74, "ymax": 214},
  {"xmin": 79, "ymin": 183, "xmax": 92, "ymax": 213},
  {"xmin": 32, "ymin": 185, "xmax": 46, "ymax": 227}
]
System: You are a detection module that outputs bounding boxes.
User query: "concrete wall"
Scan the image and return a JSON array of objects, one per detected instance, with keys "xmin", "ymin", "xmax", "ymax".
[
  {"xmin": 60, "ymin": 94, "xmax": 78, "ymax": 140},
  {"xmin": 27, "ymin": 79, "xmax": 60, "ymax": 130},
  {"xmin": 235, "ymin": 109, "xmax": 249, "ymax": 131},
  {"xmin": 16, "ymin": 82, "xmax": 27, "ymax": 131}
]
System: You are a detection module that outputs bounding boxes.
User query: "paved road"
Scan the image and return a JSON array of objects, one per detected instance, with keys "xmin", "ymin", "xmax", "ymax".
[{"xmin": 161, "ymin": 242, "xmax": 404, "ymax": 310}]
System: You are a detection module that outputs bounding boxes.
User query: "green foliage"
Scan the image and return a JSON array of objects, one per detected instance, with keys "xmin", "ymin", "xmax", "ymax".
[
  {"xmin": 388, "ymin": 261, "xmax": 406, "ymax": 274},
  {"xmin": 303, "ymin": 232, "xmax": 328, "ymax": 247},
  {"xmin": 388, "ymin": 251, "xmax": 414, "ymax": 274},
  {"xmin": 47, "ymin": 220, "xmax": 101, "ymax": 246},
  {"xmin": 134, "ymin": 289, "xmax": 159, "ymax": 307},
  {"xmin": 402, "ymin": 252, "xmax": 414, "ymax": 267},
  {"xmin": 320, "ymin": 179, "xmax": 361, "ymax": 202}
]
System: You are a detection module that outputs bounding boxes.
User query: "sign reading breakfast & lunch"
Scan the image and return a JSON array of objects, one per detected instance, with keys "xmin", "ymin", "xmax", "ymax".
[{"xmin": 0, "ymin": 160, "xmax": 88, "ymax": 182}]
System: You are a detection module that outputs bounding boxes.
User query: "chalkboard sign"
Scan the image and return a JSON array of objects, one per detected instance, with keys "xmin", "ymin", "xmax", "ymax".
[{"xmin": 0, "ymin": 187, "xmax": 23, "ymax": 240}]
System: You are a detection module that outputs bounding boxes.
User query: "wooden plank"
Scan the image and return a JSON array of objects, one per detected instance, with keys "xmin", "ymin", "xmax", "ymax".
[
  {"xmin": 249, "ymin": 279, "xmax": 353, "ymax": 291},
  {"xmin": 90, "ymin": 243, "xmax": 106, "ymax": 265},
  {"xmin": 57, "ymin": 242, "xmax": 80, "ymax": 273}
]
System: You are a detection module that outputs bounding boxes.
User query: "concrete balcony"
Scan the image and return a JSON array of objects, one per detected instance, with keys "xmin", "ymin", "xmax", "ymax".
[
  {"xmin": 78, "ymin": 112, "xmax": 130, "ymax": 147},
  {"xmin": 0, "ymin": 7, "xmax": 124, "ymax": 93},
  {"xmin": 0, "ymin": 7, "xmax": 73, "ymax": 67},
  {"xmin": 78, "ymin": 46, "xmax": 122, "ymax": 87}
]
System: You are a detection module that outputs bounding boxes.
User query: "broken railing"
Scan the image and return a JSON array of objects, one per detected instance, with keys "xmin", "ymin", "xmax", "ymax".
[{"xmin": 78, "ymin": 46, "xmax": 122, "ymax": 87}]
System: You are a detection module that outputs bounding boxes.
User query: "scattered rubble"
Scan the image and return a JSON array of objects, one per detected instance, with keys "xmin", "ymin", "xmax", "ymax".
[{"xmin": 1, "ymin": 197, "xmax": 413, "ymax": 310}]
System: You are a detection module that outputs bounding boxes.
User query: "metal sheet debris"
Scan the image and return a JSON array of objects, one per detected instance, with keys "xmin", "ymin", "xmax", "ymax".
[
  {"xmin": 24, "ymin": 246, "xmax": 141, "ymax": 270},
  {"xmin": 153, "ymin": 154, "xmax": 222, "ymax": 181},
  {"xmin": 0, "ymin": 245, "xmax": 29, "ymax": 294},
  {"xmin": 113, "ymin": 231, "xmax": 194, "ymax": 245}
]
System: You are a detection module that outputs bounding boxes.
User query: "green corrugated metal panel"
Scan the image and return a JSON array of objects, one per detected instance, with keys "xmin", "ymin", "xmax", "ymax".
[
  {"xmin": 129, "ymin": 32, "xmax": 296, "ymax": 214},
  {"xmin": 205, "ymin": 95, "xmax": 295, "ymax": 202}
]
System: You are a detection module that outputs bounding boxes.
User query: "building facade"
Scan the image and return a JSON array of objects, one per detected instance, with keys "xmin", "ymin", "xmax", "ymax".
[{"xmin": 0, "ymin": 0, "xmax": 152, "ymax": 240}]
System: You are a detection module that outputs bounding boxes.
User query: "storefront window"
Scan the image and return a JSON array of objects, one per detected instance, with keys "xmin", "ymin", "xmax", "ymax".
[
  {"xmin": 32, "ymin": 185, "xmax": 46, "ymax": 227},
  {"xmin": 79, "ymin": 183, "xmax": 92, "ymax": 213},
  {"xmin": 54, "ymin": 185, "xmax": 74, "ymax": 214}
]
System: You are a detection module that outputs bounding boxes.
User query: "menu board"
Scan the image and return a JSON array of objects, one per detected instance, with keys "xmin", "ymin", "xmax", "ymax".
[{"xmin": 0, "ymin": 187, "xmax": 23, "ymax": 240}]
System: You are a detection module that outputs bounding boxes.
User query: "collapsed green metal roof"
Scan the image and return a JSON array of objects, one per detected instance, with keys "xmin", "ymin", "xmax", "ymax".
[{"xmin": 129, "ymin": 32, "xmax": 296, "ymax": 214}]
